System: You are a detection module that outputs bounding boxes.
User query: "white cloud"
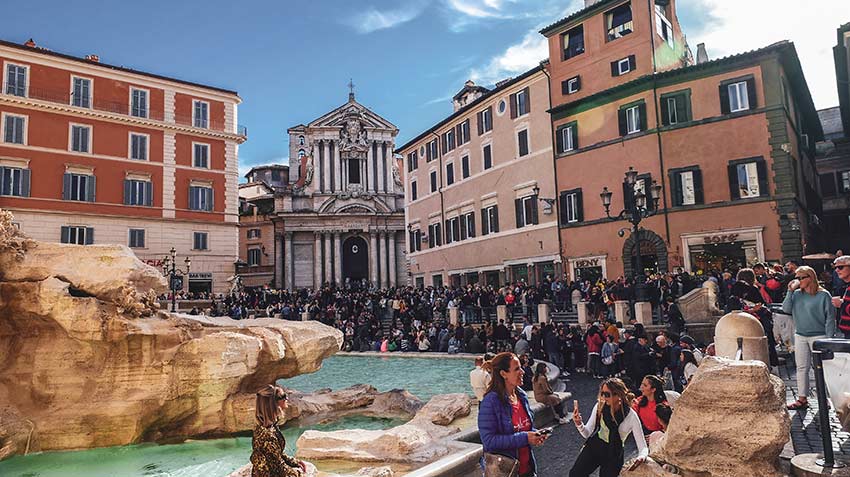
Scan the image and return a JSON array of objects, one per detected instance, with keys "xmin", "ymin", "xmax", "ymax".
[
  {"xmin": 469, "ymin": 31, "xmax": 549, "ymax": 85},
  {"xmin": 348, "ymin": 2, "xmax": 428, "ymax": 34},
  {"xmin": 687, "ymin": 0, "xmax": 845, "ymax": 109}
]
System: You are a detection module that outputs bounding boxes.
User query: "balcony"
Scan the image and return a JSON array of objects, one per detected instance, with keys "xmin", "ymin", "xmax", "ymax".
[
  {"xmin": 236, "ymin": 264, "xmax": 274, "ymax": 275},
  {"xmin": 1, "ymin": 86, "xmax": 247, "ymax": 137},
  {"xmin": 607, "ymin": 21, "xmax": 633, "ymax": 41}
]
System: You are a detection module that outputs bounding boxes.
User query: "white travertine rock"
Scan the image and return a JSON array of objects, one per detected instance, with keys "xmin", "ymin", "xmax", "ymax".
[
  {"xmin": 655, "ymin": 356, "xmax": 789, "ymax": 477},
  {"xmin": 295, "ymin": 393, "xmax": 472, "ymax": 463},
  {"xmin": 283, "ymin": 385, "xmax": 422, "ymax": 424},
  {"xmin": 0, "ymin": 213, "xmax": 343, "ymax": 458}
]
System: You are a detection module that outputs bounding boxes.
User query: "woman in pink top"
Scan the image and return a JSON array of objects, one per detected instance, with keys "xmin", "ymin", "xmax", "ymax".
[
  {"xmin": 585, "ymin": 326, "xmax": 604, "ymax": 378},
  {"xmin": 631, "ymin": 375, "xmax": 668, "ymax": 435}
]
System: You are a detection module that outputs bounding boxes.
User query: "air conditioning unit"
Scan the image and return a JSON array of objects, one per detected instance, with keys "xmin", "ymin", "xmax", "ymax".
[{"xmin": 421, "ymin": 234, "xmax": 428, "ymax": 243}]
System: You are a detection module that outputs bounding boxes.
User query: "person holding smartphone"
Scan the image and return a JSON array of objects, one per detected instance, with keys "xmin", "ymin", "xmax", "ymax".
[
  {"xmin": 570, "ymin": 378, "xmax": 648, "ymax": 477},
  {"xmin": 784, "ymin": 265, "xmax": 836, "ymax": 410},
  {"xmin": 479, "ymin": 352, "xmax": 549, "ymax": 477},
  {"xmin": 832, "ymin": 255, "xmax": 850, "ymax": 339}
]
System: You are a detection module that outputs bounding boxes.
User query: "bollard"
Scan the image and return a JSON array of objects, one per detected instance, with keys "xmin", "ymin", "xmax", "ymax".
[
  {"xmin": 614, "ymin": 300, "xmax": 630, "ymax": 324},
  {"xmin": 538, "ymin": 303, "xmax": 550, "ymax": 324},
  {"xmin": 496, "ymin": 305, "xmax": 508, "ymax": 322},
  {"xmin": 577, "ymin": 302, "xmax": 589, "ymax": 327},
  {"xmin": 634, "ymin": 302, "xmax": 652, "ymax": 326}
]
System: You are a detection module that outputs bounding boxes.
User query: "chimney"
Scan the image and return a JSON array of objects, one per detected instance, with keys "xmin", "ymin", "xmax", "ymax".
[
  {"xmin": 696, "ymin": 43, "xmax": 709, "ymax": 64},
  {"xmin": 85, "ymin": 54, "xmax": 100, "ymax": 63},
  {"xmin": 24, "ymin": 38, "xmax": 36, "ymax": 48}
]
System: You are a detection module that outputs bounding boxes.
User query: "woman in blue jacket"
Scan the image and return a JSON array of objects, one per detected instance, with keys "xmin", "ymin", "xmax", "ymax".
[{"xmin": 478, "ymin": 352, "xmax": 549, "ymax": 476}]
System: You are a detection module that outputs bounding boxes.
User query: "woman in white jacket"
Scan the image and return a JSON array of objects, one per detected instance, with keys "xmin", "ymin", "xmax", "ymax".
[{"xmin": 570, "ymin": 378, "xmax": 648, "ymax": 477}]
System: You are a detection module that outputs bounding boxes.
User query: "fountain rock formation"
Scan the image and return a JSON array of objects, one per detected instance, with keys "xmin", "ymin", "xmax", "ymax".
[
  {"xmin": 622, "ymin": 356, "xmax": 790, "ymax": 477},
  {"xmin": 0, "ymin": 210, "xmax": 343, "ymax": 460},
  {"xmin": 295, "ymin": 393, "xmax": 473, "ymax": 464},
  {"xmin": 282, "ymin": 384, "xmax": 423, "ymax": 425}
]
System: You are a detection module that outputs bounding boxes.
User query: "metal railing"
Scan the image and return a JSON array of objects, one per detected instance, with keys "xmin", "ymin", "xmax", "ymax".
[
  {"xmin": 811, "ymin": 339, "xmax": 850, "ymax": 469},
  {"xmin": 2, "ymin": 87, "xmax": 247, "ymax": 137}
]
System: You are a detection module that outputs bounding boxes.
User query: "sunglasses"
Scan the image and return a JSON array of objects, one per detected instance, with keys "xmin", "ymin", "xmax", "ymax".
[
  {"xmin": 600, "ymin": 391, "xmax": 612, "ymax": 398},
  {"xmin": 794, "ymin": 276, "xmax": 809, "ymax": 280},
  {"xmin": 835, "ymin": 265, "xmax": 849, "ymax": 271}
]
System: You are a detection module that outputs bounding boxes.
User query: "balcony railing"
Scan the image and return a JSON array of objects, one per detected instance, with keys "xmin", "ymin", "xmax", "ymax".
[
  {"xmin": 607, "ymin": 21, "xmax": 633, "ymax": 41},
  {"xmin": 2, "ymin": 86, "xmax": 247, "ymax": 137}
]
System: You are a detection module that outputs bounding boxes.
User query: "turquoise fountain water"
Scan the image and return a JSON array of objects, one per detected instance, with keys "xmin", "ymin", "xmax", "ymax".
[{"xmin": 0, "ymin": 355, "xmax": 474, "ymax": 477}]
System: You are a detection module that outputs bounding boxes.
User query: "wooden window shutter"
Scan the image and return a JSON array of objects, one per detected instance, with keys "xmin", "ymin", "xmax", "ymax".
[
  {"xmin": 477, "ymin": 112, "xmax": 483, "ymax": 135},
  {"xmin": 87, "ymin": 176, "xmax": 96, "ymax": 202},
  {"xmin": 493, "ymin": 206, "xmax": 499, "ymax": 232},
  {"xmin": 746, "ymin": 78, "xmax": 757, "ymax": 110},
  {"xmin": 145, "ymin": 182, "xmax": 153, "ymax": 206},
  {"xmin": 611, "ymin": 60, "xmax": 619, "ymax": 77},
  {"xmin": 660, "ymin": 97, "xmax": 670, "ymax": 126},
  {"xmin": 481, "ymin": 208, "xmax": 488, "ymax": 236},
  {"xmin": 21, "ymin": 169, "xmax": 30, "ymax": 197},
  {"xmin": 669, "ymin": 171, "xmax": 682, "ymax": 206},
  {"xmin": 556, "ymin": 126, "xmax": 565, "ymax": 153},
  {"xmin": 576, "ymin": 190, "xmax": 584, "ymax": 222},
  {"xmin": 85, "ymin": 227, "xmax": 94, "ymax": 245},
  {"xmin": 456, "ymin": 124, "xmax": 463, "ymax": 144},
  {"xmin": 559, "ymin": 192, "xmax": 568, "ymax": 225},
  {"xmin": 123, "ymin": 180, "xmax": 131, "ymax": 205},
  {"xmin": 628, "ymin": 54, "xmax": 636, "ymax": 70},
  {"xmin": 460, "ymin": 217, "xmax": 467, "ymax": 241},
  {"xmin": 618, "ymin": 108, "xmax": 627, "ymax": 136},
  {"xmin": 61, "ymin": 226, "xmax": 70, "ymax": 244},
  {"xmin": 561, "ymin": 80, "xmax": 570, "ymax": 96},
  {"xmin": 510, "ymin": 93, "xmax": 517, "ymax": 119},
  {"xmin": 63, "ymin": 173, "xmax": 71, "ymax": 200},
  {"xmin": 693, "ymin": 168, "xmax": 704, "ymax": 204},
  {"xmin": 469, "ymin": 214, "xmax": 475, "ymax": 238},
  {"xmin": 515, "ymin": 198, "xmax": 523, "ymax": 228},
  {"xmin": 638, "ymin": 103, "xmax": 648, "ymax": 131},
  {"xmin": 524, "ymin": 87, "xmax": 531, "ymax": 113},
  {"xmin": 676, "ymin": 94, "xmax": 689, "ymax": 122},
  {"xmin": 756, "ymin": 159, "xmax": 768, "ymax": 196},
  {"xmin": 719, "ymin": 83, "xmax": 731, "ymax": 115},
  {"xmin": 728, "ymin": 163, "xmax": 740, "ymax": 199}
]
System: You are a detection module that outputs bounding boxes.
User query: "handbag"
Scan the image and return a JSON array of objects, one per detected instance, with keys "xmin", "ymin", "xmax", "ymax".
[{"xmin": 483, "ymin": 452, "xmax": 519, "ymax": 477}]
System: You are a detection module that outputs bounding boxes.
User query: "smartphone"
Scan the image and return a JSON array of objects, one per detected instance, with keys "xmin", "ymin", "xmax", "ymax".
[{"xmin": 537, "ymin": 427, "xmax": 553, "ymax": 436}]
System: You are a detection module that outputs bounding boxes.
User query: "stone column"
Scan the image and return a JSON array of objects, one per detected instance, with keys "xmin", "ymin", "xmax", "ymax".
[
  {"xmin": 313, "ymin": 233, "xmax": 322, "ymax": 290},
  {"xmin": 332, "ymin": 141, "xmax": 340, "ymax": 193},
  {"xmin": 388, "ymin": 231, "xmax": 397, "ymax": 287},
  {"xmin": 369, "ymin": 232, "xmax": 378, "ymax": 288},
  {"xmin": 324, "ymin": 141, "xmax": 332, "ymax": 193},
  {"xmin": 387, "ymin": 143, "xmax": 395, "ymax": 194},
  {"xmin": 367, "ymin": 143, "xmax": 375, "ymax": 192},
  {"xmin": 377, "ymin": 145, "xmax": 385, "ymax": 193},
  {"xmin": 274, "ymin": 231, "xmax": 284, "ymax": 289},
  {"xmin": 324, "ymin": 232, "xmax": 333, "ymax": 285},
  {"xmin": 284, "ymin": 232, "xmax": 293, "ymax": 290},
  {"xmin": 334, "ymin": 232, "xmax": 342, "ymax": 286},
  {"xmin": 379, "ymin": 232, "xmax": 389, "ymax": 289}
]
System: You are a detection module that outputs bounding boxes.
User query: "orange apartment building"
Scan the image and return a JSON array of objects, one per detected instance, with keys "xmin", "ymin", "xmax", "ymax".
[
  {"xmin": 541, "ymin": 0, "xmax": 824, "ymax": 281},
  {"xmin": 0, "ymin": 39, "xmax": 246, "ymax": 293},
  {"xmin": 398, "ymin": 68, "xmax": 561, "ymax": 288}
]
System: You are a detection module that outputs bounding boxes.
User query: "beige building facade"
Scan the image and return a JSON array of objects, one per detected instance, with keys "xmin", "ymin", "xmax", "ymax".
[{"xmin": 398, "ymin": 66, "xmax": 561, "ymax": 288}]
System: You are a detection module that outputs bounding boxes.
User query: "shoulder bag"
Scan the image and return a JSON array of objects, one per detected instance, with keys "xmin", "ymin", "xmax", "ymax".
[{"xmin": 483, "ymin": 452, "xmax": 519, "ymax": 477}]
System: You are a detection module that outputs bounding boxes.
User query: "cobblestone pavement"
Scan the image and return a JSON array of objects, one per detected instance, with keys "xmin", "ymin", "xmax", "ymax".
[
  {"xmin": 534, "ymin": 372, "xmax": 640, "ymax": 477},
  {"xmin": 781, "ymin": 356, "xmax": 850, "ymax": 460}
]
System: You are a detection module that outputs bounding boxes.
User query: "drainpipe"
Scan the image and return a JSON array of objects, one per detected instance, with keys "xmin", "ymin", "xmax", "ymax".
[
  {"xmin": 647, "ymin": 0, "xmax": 672, "ymax": 251},
  {"xmin": 541, "ymin": 65, "xmax": 566, "ymax": 280}
]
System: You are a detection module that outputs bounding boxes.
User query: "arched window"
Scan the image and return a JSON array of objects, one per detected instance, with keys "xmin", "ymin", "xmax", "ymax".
[
  {"xmin": 298, "ymin": 135, "xmax": 305, "ymax": 146},
  {"xmin": 298, "ymin": 149, "xmax": 306, "ymax": 159}
]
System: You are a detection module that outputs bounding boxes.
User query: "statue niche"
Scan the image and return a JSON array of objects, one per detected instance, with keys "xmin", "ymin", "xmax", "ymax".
[{"xmin": 338, "ymin": 107, "xmax": 368, "ymax": 191}]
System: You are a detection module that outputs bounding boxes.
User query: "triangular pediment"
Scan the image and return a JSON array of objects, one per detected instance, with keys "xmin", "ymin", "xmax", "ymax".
[{"xmin": 307, "ymin": 98, "xmax": 398, "ymax": 131}]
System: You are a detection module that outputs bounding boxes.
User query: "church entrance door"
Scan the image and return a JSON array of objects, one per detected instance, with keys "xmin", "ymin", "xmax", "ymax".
[{"xmin": 342, "ymin": 236, "xmax": 369, "ymax": 285}]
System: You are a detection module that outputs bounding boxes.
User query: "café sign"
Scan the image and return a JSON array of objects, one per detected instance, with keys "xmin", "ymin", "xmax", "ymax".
[
  {"xmin": 702, "ymin": 233, "xmax": 739, "ymax": 244},
  {"xmin": 575, "ymin": 258, "xmax": 600, "ymax": 268}
]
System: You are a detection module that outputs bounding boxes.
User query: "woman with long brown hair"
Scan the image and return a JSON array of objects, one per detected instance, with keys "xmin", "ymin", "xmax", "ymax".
[
  {"xmin": 478, "ymin": 352, "xmax": 549, "ymax": 477},
  {"xmin": 570, "ymin": 378, "xmax": 648, "ymax": 477},
  {"xmin": 783, "ymin": 265, "xmax": 836, "ymax": 410},
  {"xmin": 250, "ymin": 385, "xmax": 306, "ymax": 477}
]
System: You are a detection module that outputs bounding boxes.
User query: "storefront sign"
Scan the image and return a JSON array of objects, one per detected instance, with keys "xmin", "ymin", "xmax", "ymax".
[
  {"xmin": 702, "ymin": 233, "xmax": 739, "ymax": 244},
  {"xmin": 189, "ymin": 272, "xmax": 213, "ymax": 280},
  {"xmin": 574, "ymin": 258, "xmax": 600, "ymax": 268},
  {"xmin": 143, "ymin": 259, "xmax": 163, "ymax": 268}
]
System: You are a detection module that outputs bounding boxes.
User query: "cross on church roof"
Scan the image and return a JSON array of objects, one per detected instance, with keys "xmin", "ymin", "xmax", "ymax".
[{"xmin": 348, "ymin": 78, "xmax": 355, "ymax": 101}]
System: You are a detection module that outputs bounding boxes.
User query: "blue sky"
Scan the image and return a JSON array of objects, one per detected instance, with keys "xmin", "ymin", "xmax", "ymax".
[{"xmin": 3, "ymin": 0, "xmax": 846, "ymax": 178}]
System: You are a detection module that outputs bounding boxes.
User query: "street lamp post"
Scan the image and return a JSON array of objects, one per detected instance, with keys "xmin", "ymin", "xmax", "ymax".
[
  {"xmin": 600, "ymin": 166, "xmax": 662, "ymax": 302},
  {"xmin": 162, "ymin": 247, "xmax": 191, "ymax": 313}
]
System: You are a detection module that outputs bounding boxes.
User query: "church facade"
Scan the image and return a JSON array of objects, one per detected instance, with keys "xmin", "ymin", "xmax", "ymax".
[{"xmin": 263, "ymin": 92, "xmax": 405, "ymax": 290}]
